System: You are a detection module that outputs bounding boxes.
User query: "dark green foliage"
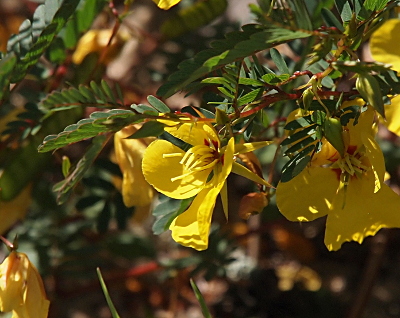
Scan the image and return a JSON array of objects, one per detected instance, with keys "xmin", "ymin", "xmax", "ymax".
[{"xmin": 157, "ymin": 23, "xmax": 311, "ymax": 98}]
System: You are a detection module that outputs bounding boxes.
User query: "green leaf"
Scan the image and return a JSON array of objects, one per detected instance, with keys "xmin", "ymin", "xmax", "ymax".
[
  {"xmin": 127, "ymin": 121, "xmax": 166, "ymax": 139},
  {"xmin": 237, "ymin": 88, "xmax": 263, "ymax": 106},
  {"xmin": 270, "ymin": 48, "xmax": 289, "ymax": 74},
  {"xmin": 147, "ymin": 95, "xmax": 170, "ymax": 113},
  {"xmin": 53, "ymin": 135, "xmax": 108, "ymax": 204},
  {"xmin": 41, "ymin": 81, "xmax": 123, "ymax": 112},
  {"xmin": 157, "ymin": 23, "xmax": 311, "ymax": 98},
  {"xmin": 284, "ymin": 115, "xmax": 313, "ymax": 130},
  {"xmin": 335, "ymin": 0, "xmax": 352, "ymax": 22},
  {"xmin": 281, "ymin": 124, "xmax": 318, "ymax": 147},
  {"xmin": 238, "ymin": 77, "xmax": 264, "ymax": 86},
  {"xmin": 152, "ymin": 197, "xmax": 194, "ymax": 235},
  {"xmin": 281, "ymin": 144, "xmax": 315, "ymax": 182},
  {"xmin": 0, "ymin": 54, "xmax": 17, "ymax": 101},
  {"xmin": 190, "ymin": 279, "xmax": 212, "ymax": 318},
  {"xmin": 321, "ymin": 7, "xmax": 344, "ymax": 31},
  {"xmin": 8, "ymin": 0, "xmax": 81, "ymax": 82},
  {"xmin": 61, "ymin": 0, "xmax": 108, "ymax": 49},
  {"xmin": 363, "ymin": 0, "xmax": 388, "ymax": 11},
  {"xmin": 284, "ymin": 135, "xmax": 317, "ymax": 155},
  {"xmin": 38, "ymin": 110, "xmax": 145, "ymax": 152},
  {"xmin": 97, "ymin": 268, "xmax": 121, "ymax": 318}
]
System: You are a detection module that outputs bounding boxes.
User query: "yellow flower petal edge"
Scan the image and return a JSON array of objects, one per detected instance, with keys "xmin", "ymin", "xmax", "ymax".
[
  {"xmin": 114, "ymin": 126, "xmax": 155, "ymax": 207},
  {"xmin": 0, "ymin": 252, "xmax": 49, "ymax": 318},
  {"xmin": 325, "ymin": 180, "xmax": 400, "ymax": 251},
  {"xmin": 370, "ymin": 19, "xmax": 400, "ymax": 72},
  {"xmin": 152, "ymin": 0, "xmax": 182, "ymax": 10}
]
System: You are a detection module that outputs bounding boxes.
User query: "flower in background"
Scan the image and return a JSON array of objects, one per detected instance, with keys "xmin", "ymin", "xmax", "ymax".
[
  {"xmin": 114, "ymin": 125, "xmax": 155, "ymax": 221},
  {"xmin": 152, "ymin": 0, "xmax": 182, "ymax": 10},
  {"xmin": 369, "ymin": 19, "xmax": 400, "ymax": 135},
  {"xmin": 142, "ymin": 122, "xmax": 272, "ymax": 250},
  {"xmin": 276, "ymin": 101, "xmax": 400, "ymax": 251},
  {"xmin": 72, "ymin": 29, "xmax": 129, "ymax": 65},
  {"xmin": 0, "ymin": 251, "xmax": 49, "ymax": 318}
]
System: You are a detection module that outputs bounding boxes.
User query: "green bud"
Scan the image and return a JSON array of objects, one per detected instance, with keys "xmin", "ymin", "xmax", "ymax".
[
  {"xmin": 324, "ymin": 117, "xmax": 345, "ymax": 157},
  {"xmin": 356, "ymin": 73, "xmax": 385, "ymax": 118},
  {"xmin": 302, "ymin": 87, "xmax": 314, "ymax": 111}
]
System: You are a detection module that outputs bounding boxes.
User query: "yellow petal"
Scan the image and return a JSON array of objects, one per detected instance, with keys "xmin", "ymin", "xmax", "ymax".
[
  {"xmin": 0, "ymin": 184, "xmax": 32, "ymax": 235},
  {"xmin": 220, "ymin": 181, "xmax": 228, "ymax": 220},
  {"xmin": 362, "ymin": 133, "xmax": 385, "ymax": 193},
  {"xmin": 170, "ymin": 185, "xmax": 222, "ymax": 250},
  {"xmin": 231, "ymin": 162, "xmax": 272, "ymax": 187},
  {"xmin": 0, "ymin": 252, "xmax": 49, "ymax": 318},
  {"xmin": 152, "ymin": 0, "xmax": 182, "ymax": 10},
  {"xmin": 325, "ymin": 180, "xmax": 400, "ymax": 251},
  {"xmin": 114, "ymin": 128, "xmax": 154, "ymax": 207},
  {"xmin": 276, "ymin": 167, "xmax": 338, "ymax": 222},
  {"xmin": 384, "ymin": 95, "xmax": 400, "ymax": 135},
  {"xmin": 142, "ymin": 140, "xmax": 209, "ymax": 199},
  {"xmin": 218, "ymin": 137, "xmax": 235, "ymax": 184},
  {"xmin": 370, "ymin": 19, "xmax": 400, "ymax": 71},
  {"xmin": 166, "ymin": 122, "xmax": 219, "ymax": 147},
  {"xmin": 234, "ymin": 141, "xmax": 274, "ymax": 154}
]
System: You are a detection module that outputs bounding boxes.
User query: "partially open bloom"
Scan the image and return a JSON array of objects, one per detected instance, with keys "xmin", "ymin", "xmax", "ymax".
[
  {"xmin": 369, "ymin": 19, "xmax": 400, "ymax": 135},
  {"xmin": 276, "ymin": 101, "xmax": 400, "ymax": 251},
  {"xmin": 0, "ymin": 251, "xmax": 49, "ymax": 318},
  {"xmin": 142, "ymin": 122, "xmax": 272, "ymax": 250},
  {"xmin": 114, "ymin": 125, "xmax": 155, "ymax": 220}
]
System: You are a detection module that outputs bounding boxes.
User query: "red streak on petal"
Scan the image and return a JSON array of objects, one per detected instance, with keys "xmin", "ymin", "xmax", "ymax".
[
  {"xmin": 347, "ymin": 145, "xmax": 357, "ymax": 155},
  {"xmin": 212, "ymin": 140, "xmax": 219, "ymax": 150},
  {"xmin": 204, "ymin": 138, "xmax": 210, "ymax": 146}
]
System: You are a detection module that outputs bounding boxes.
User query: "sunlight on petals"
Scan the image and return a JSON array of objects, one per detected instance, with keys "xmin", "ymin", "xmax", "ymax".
[
  {"xmin": 0, "ymin": 252, "xmax": 49, "ymax": 318},
  {"xmin": 276, "ymin": 168, "xmax": 336, "ymax": 222},
  {"xmin": 325, "ymin": 179, "xmax": 400, "ymax": 251},
  {"xmin": 142, "ymin": 140, "xmax": 209, "ymax": 199},
  {"xmin": 385, "ymin": 96, "xmax": 400, "ymax": 136},
  {"xmin": 170, "ymin": 186, "xmax": 222, "ymax": 250},
  {"xmin": 370, "ymin": 19, "xmax": 400, "ymax": 72}
]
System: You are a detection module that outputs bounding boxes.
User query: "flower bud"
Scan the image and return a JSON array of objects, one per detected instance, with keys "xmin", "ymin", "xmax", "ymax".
[
  {"xmin": 0, "ymin": 251, "xmax": 49, "ymax": 318},
  {"xmin": 356, "ymin": 73, "xmax": 385, "ymax": 118},
  {"xmin": 324, "ymin": 117, "xmax": 345, "ymax": 157}
]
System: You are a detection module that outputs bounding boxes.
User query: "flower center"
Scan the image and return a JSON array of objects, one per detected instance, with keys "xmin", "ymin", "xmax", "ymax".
[
  {"xmin": 330, "ymin": 145, "xmax": 370, "ymax": 184},
  {"xmin": 163, "ymin": 138, "xmax": 220, "ymax": 183}
]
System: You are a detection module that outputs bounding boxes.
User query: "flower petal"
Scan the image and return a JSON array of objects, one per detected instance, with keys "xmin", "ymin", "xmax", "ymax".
[
  {"xmin": 362, "ymin": 133, "xmax": 385, "ymax": 193},
  {"xmin": 231, "ymin": 162, "xmax": 272, "ymax": 187},
  {"xmin": 384, "ymin": 95, "xmax": 400, "ymax": 136},
  {"xmin": 114, "ymin": 129, "xmax": 154, "ymax": 207},
  {"xmin": 166, "ymin": 122, "xmax": 219, "ymax": 147},
  {"xmin": 142, "ymin": 140, "xmax": 210, "ymax": 199},
  {"xmin": 325, "ymin": 180, "xmax": 400, "ymax": 251},
  {"xmin": 276, "ymin": 168, "xmax": 338, "ymax": 222},
  {"xmin": 370, "ymin": 19, "xmax": 400, "ymax": 72},
  {"xmin": 235, "ymin": 141, "xmax": 274, "ymax": 154},
  {"xmin": 152, "ymin": 0, "xmax": 182, "ymax": 10},
  {"xmin": 169, "ymin": 185, "xmax": 222, "ymax": 250}
]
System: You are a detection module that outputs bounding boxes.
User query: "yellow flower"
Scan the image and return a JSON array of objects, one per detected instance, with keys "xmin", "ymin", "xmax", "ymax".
[
  {"xmin": 152, "ymin": 0, "xmax": 182, "ymax": 10},
  {"xmin": 72, "ymin": 29, "xmax": 129, "ymax": 65},
  {"xmin": 114, "ymin": 125, "xmax": 155, "ymax": 212},
  {"xmin": 0, "ymin": 251, "xmax": 49, "ymax": 318},
  {"xmin": 276, "ymin": 102, "xmax": 400, "ymax": 251},
  {"xmin": 142, "ymin": 122, "xmax": 272, "ymax": 250},
  {"xmin": 369, "ymin": 19, "xmax": 400, "ymax": 135}
]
